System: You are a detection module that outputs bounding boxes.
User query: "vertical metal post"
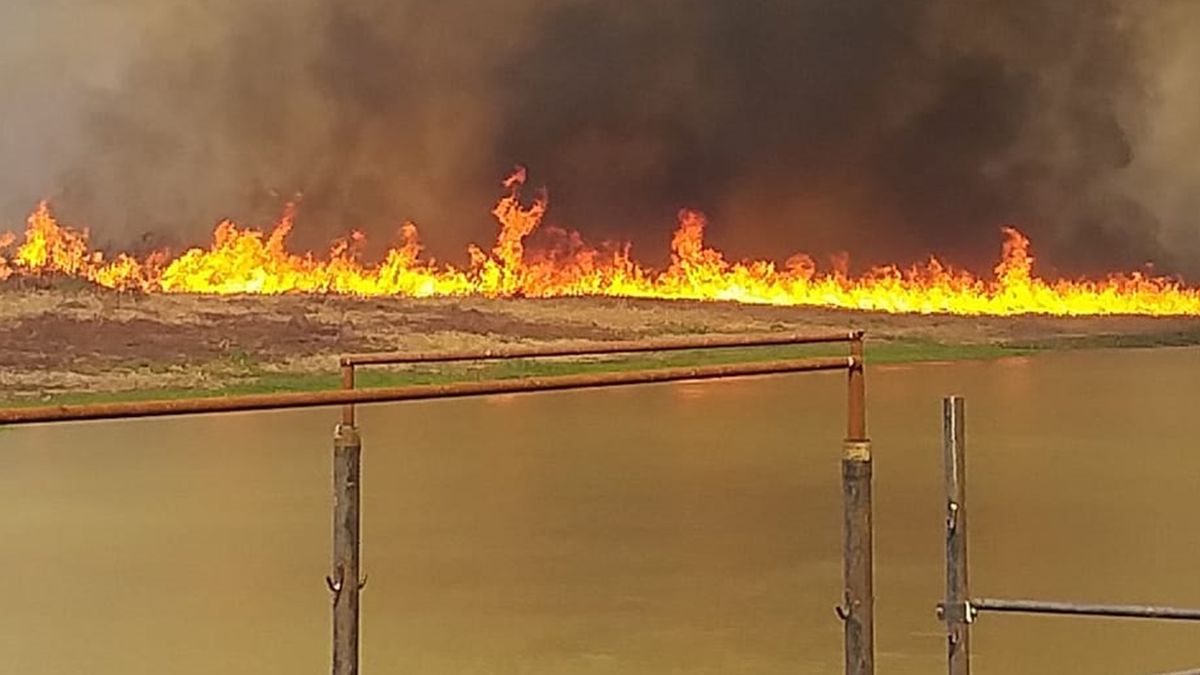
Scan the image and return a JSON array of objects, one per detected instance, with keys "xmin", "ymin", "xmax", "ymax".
[
  {"xmin": 840, "ymin": 332, "xmax": 874, "ymax": 675},
  {"xmin": 329, "ymin": 424, "xmax": 362, "ymax": 675},
  {"xmin": 341, "ymin": 363, "xmax": 356, "ymax": 426},
  {"xmin": 847, "ymin": 333, "xmax": 866, "ymax": 442},
  {"xmin": 941, "ymin": 396, "xmax": 971, "ymax": 675}
]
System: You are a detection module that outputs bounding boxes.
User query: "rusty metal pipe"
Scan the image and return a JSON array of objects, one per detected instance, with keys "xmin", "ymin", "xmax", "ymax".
[
  {"xmin": 846, "ymin": 336, "xmax": 866, "ymax": 441},
  {"xmin": 340, "ymin": 331, "xmax": 862, "ymax": 366},
  {"xmin": 341, "ymin": 363, "xmax": 356, "ymax": 426},
  {"xmin": 0, "ymin": 357, "xmax": 853, "ymax": 426},
  {"xmin": 972, "ymin": 598, "xmax": 1200, "ymax": 621}
]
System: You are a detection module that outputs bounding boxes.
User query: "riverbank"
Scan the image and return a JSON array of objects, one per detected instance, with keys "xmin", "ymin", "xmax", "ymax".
[{"xmin": 3, "ymin": 286, "xmax": 1200, "ymax": 406}]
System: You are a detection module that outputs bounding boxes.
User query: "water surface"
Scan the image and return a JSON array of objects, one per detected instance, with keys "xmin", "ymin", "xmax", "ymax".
[{"xmin": 2, "ymin": 347, "xmax": 1198, "ymax": 673}]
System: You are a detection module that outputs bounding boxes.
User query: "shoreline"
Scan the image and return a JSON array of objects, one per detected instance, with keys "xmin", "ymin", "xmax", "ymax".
[{"xmin": 3, "ymin": 286, "xmax": 1199, "ymax": 407}]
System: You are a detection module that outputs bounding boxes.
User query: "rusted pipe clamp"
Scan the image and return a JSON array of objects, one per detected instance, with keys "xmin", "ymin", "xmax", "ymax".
[
  {"xmin": 936, "ymin": 600, "xmax": 977, "ymax": 624},
  {"xmin": 334, "ymin": 424, "xmax": 360, "ymax": 443},
  {"xmin": 843, "ymin": 440, "xmax": 871, "ymax": 462}
]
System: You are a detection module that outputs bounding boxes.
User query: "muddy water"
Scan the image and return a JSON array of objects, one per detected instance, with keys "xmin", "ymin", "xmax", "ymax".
[{"xmin": 2, "ymin": 347, "xmax": 1199, "ymax": 674}]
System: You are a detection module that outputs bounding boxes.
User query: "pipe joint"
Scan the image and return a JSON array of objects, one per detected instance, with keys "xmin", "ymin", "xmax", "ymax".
[
  {"xmin": 843, "ymin": 440, "xmax": 871, "ymax": 462},
  {"xmin": 334, "ymin": 424, "xmax": 361, "ymax": 445}
]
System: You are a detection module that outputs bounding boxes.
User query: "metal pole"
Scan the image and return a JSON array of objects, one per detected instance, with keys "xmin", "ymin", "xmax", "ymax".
[
  {"xmin": 941, "ymin": 396, "xmax": 971, "ymax": 675},
  {"xmin": 329, "ymin": 424, "xmax": 362, "ymax": 675},
  {"xmin": 972, "ymin": 598, "xmax": 1200, "ymax": 621},
  {"xmin": 847, "ymin": 333, "xmax": 866, "ymax": 442},
  {"xmin": 840, "ymin": 332, "xmax": 874, "ymax": 675},
  {"xmin": 341, "ymin": 330, "xmax": 861, "ymax": 366},
  {"xmin": 0, "ymin": 356, "xmax": 854, "ymax": 426},
  {"xmin": 341, "ymin": 363, "xmax": 356, "ymax": 426}
]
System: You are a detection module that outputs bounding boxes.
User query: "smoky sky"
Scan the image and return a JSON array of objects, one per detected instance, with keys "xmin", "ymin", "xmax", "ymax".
[{"xmin": 1, "ymin": 0, "xmax": 1198, "ymax": 277}]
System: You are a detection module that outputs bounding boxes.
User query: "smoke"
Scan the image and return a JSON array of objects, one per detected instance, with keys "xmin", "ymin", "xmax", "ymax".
[
  {"xmin": 1120, "ymin": 1, "xmax": 1200, "ymax": 275},
  {"xmin": 1, "ymin": 0, "xmax": 1197, "ymax": 276}
]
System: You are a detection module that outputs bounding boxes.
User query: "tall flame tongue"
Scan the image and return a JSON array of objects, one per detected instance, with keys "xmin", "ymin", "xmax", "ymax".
[{"xmin": 2, "ymin": 170, "xmax": 1199, "ymax": 316}]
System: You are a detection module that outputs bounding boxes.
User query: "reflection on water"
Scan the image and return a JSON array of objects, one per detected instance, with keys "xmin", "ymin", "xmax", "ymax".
[{"xmin": 1, "ymin": 347, "xmax": 1198, "ymax": 674}]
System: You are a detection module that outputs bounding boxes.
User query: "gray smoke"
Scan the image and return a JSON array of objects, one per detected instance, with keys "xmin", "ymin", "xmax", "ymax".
[{"xmin": 1, "ymin": 0, "xmax": 1197, "ymax": 277}]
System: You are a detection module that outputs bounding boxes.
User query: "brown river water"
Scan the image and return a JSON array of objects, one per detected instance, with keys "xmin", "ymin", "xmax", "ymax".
[{"xmin": 1, "ymin": 347, "xmax": 1198, "ymax": 674}]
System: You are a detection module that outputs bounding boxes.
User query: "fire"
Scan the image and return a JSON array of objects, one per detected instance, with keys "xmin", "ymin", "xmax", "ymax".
[{"xmin": 2, "ymin": 171, "xmax": 1199, "ymax": 316}]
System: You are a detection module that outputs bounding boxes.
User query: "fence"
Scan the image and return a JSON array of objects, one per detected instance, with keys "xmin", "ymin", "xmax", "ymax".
[
  {"xmin": 0, "ymin": 330, "xmax": 873, "ymax": 675},
  {"xmin": 937, "ymin": 396, "xmax": 1200, "ymax": 675}
]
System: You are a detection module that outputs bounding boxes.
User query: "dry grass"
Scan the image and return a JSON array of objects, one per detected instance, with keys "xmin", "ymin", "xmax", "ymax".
[{"xmin": 2, "ymin": 283, "xmax": 1199, "ymax": 400}]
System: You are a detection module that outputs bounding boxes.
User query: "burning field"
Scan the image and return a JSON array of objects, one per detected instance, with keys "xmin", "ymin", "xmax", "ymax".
[
  {"xmin": 4, "ymin": 169, "xmax": 1200, "ymax": 315},
  {"xmin": 3, "ymin": 169, "xmax": 1200, "ymax": 403},
  {"xmin": 1, "ymin": 0, "xmax": 1199, "ymax": 406}
]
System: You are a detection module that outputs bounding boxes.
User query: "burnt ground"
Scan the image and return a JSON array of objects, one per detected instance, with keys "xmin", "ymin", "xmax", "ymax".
[{"xmin": 3, "ymin": 284, "xmax": 1200, "ymax": 399}]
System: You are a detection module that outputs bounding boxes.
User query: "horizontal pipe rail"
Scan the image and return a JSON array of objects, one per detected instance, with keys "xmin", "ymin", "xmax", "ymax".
[
  {"xmin": 341, "ymin": 331, "xmax": 863, "ymax": 366},
  {"xmin": 0, "ymin": 356, "xmax": 854, "ymax": 426},
  {"xmin": 973, "ymin": 598, "xmax": 1200, "ymax": 622}
]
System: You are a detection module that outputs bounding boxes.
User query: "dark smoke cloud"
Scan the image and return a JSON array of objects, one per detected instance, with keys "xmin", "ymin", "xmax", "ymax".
[{"xmin": 1, "ymin": 0, "xmax": 1197, "ymax": 276}]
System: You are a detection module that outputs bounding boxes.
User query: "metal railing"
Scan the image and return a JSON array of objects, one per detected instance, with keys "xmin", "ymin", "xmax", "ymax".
[
  {"xmin": 340, "ymin": 330, "xmax": 874, "ymax": 675},
  {"xmin": 937, "ymin": 396, "xmax": 1200, "ymax": 675},
  {"xmin": 0, "ymin": 330, "xmax": 874, "ymax": 675},
  {"xmin": 336, "ymin": 331, "xmax": 862, "ymax": 426}
]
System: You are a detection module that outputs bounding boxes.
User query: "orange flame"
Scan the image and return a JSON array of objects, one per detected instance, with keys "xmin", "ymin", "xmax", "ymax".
[{"xmin": 2, "ymin": 170, "xmax": 1198, "ymax": 316}]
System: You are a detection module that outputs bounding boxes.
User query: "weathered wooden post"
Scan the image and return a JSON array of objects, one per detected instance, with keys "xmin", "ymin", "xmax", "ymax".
[
  {"xmin": 329, "ymin": 423, "xmax": 362, "ymax": 675},
  {"xmin": 940, "ymin": 396, "xmax": 971, "ymax": 675},
  {"xmin": 840, "ymin": 331, "xmax": 874, "ymax": 675}
]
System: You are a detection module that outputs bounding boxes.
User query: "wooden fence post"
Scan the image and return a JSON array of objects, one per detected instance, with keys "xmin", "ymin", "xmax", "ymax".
[
  {"xmin": 840, "ymin": 334, "xmax": 874, "ymax": 675},
  {"xmin": 329, "ymin": 424, "xmax": 362, "ymax": 675},
  {"xmin": 941, "ymin": 396, "xmax": 971, "ymax": 675}
]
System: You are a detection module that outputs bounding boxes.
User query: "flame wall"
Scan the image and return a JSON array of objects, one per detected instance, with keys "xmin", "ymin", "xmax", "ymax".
[{"xmin": 3, "ymin": 173, "xmax": 1198, "ymax": 317}]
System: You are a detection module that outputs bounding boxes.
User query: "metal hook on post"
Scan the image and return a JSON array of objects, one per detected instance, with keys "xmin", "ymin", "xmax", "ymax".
[
  {"xmin": 326, "ymin": 567, "xmax": 344, "ymax": 595},
  {"xmin": 836, "ymin": 591, "xmax": 856, "ymax": 622}
]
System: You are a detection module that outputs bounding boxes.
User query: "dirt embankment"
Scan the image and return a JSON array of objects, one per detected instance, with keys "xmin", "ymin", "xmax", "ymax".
[{"xmin": 2, "ymin": 285, "xmax": 1199, "ymax": 398}]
